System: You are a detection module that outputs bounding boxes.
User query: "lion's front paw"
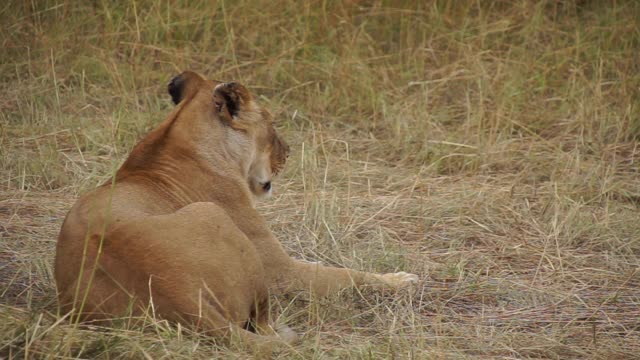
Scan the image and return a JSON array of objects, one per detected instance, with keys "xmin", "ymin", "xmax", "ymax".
[{"xmin": 378, "ymin": 271, "xmax": 419, "ymax": 288}]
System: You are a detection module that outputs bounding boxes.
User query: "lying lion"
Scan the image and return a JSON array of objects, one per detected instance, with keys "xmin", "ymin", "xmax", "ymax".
[{"xmin": 54, "ymin": 71, "xmax": 418, "ymax": 348}]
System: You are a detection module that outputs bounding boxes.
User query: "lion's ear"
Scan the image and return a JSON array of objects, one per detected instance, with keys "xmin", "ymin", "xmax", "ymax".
[
  {"xmin": 213, "ymin": 82, "xmax": 252, "ymax": 123},
  {"xmin": 168, "ymin": 71, "xmax": 205, "ymax": 105}
]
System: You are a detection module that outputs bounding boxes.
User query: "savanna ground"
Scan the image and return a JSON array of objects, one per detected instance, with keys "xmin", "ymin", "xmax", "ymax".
[{"xmin": 1, "ymin": 0, "xmax": 639, "ymax": 358}]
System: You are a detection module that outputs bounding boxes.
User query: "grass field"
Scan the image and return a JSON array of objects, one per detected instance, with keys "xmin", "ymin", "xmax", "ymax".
[{"xmin": 1, "ymin": 0, "xmax": 640, "ymax": 358}]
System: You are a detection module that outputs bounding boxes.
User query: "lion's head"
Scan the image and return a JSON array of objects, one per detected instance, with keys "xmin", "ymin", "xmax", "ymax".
[{"xmin": 166, "ymin": 71, "xmax": 289, "ymax": 198}]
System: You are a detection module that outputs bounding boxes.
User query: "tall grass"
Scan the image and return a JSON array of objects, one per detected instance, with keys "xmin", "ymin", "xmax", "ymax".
[{"xmin": 1, "ymin": 0, "xmax": 639, "ymax": 358}]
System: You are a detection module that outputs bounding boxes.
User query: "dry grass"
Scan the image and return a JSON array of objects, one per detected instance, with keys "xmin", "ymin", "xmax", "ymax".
[{"xmin": 2, "ymin": 0, "xmax": 640, "ymax": 358}]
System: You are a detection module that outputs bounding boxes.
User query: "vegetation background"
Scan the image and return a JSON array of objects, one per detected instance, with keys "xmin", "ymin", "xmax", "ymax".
[{"xmin": 1, "ymin": 0, "xmax": 639, "ymax": 358}]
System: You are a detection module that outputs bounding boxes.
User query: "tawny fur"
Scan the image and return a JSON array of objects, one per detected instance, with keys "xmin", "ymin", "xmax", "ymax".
[{"xmin": 54, "ymin": 71, "xmax": 418, "ymax": 348}]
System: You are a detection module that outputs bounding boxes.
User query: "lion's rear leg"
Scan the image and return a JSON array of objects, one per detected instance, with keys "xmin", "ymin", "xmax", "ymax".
[
  {"xmin": 249, "ymin": 297, "xmax": 299, "ymax": 344},
  {"xmin": 92, "ymin": 202, "xmax": 296, "ymax": 348},
  {"xmin": 58, "ymin": 260, "xmax": 293, "ymax": 352},
  {"xmin": 63, "ymin": 254, "xmax": 296, "ymax": 350},
  {"xmin": 160, "ymin": 292, "xmax": 296, "ymax": 352},
  {"xmin": 57, "ymin": 259, "xmax": 145, "ymax": 325}
]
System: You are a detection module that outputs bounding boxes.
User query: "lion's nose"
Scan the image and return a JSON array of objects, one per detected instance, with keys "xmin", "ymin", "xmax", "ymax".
[{"xmin": 262, "ymin": 181, "xmax": 272, "ymax": 191}]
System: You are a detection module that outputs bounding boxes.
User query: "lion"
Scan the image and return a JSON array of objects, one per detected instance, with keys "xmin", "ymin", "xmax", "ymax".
[{"xmin": 54, "ymin": 71, "xmax": 418, "ymax": 349}]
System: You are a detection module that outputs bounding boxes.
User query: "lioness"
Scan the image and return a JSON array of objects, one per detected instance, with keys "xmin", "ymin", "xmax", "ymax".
[{"xmin": 55, "ymin": 71, "xmax": 418, "ymax": 347}]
